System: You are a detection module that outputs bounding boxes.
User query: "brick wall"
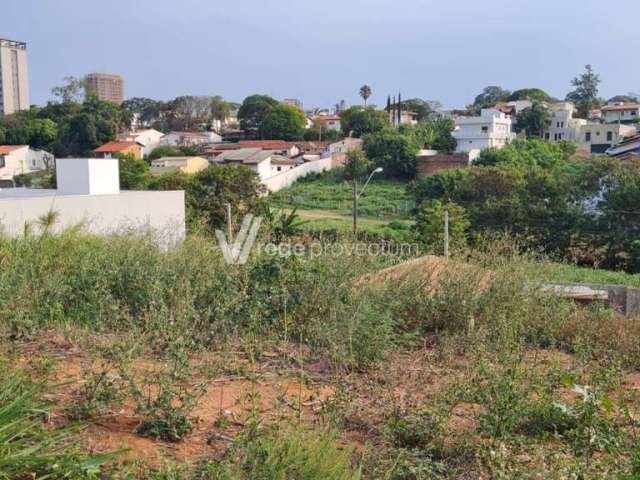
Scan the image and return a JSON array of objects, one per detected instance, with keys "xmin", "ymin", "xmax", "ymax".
[{"xmin": 416, "ymin": 154, "xmax": 469, "ymax": 179}]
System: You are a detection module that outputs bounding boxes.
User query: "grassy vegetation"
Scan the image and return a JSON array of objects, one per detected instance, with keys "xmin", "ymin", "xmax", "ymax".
[
  {"xmin": 269, "ymin": 170, "xmax": 414, "ymax": 220},
  {"xmin": 4, "ymin": 228, "xmax": 640, "ymax": 478},
  {"xmin": 543, "ymin": 262, "xmax": 640, "ymax": 288}
]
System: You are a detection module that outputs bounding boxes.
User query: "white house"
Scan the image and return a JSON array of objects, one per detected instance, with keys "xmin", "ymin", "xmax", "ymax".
[
  {"xmin": 0, "ymin": 158, "xmax": 185, "ymax": 245},
  {"xmin": 601, "ymin": 103, "xmax": 640, "ymax": 124},
  {"xmin": 162, "ymin": 131, "xmax": 222, "ymax": 148},
  {"xmin": 0, "ymin": 145, "xmax": 53, "ymax": 182},
  {"xmin": 117, "ymin": 129, "xmax": 164, "ymax": 158},
  {"xmin": 313, "ymin": 115, "xmax": 341, "ymax": 132},
  {"xmin": 543, "ymin": 102, "xmax": 587, "ymax": 142},
  {"xmin": 452, "ymin": 109, "xmax": 516, "ymax": 153},
  {"xmin": 213, "ymin": 148, "xmax": 296, "ymax": 182}
]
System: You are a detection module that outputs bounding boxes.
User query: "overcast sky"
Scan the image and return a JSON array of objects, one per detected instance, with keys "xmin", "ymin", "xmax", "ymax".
[{"xmin": 4, "ymin": 0, "xmax": 640, "ymax": 110}]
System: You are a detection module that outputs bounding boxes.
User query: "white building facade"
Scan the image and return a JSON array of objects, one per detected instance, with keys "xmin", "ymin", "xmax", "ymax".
[
  {"xmin": 452, "ymin": 109, "xmax": 516, "ymax": 153},
  {"xmin": 0, "ymin": 145, "xmax": 53, "ymax": 181},
  {"xmin": 117, "ymin": 129, "xmax": 164, "ymax": 158},
  {"xmin": 601, "ymin": 103, "xmax": 640, "ymax": 124},
  {"xmin": 542, "ymin": 102, "xmax": 587, "ymax": 142}
]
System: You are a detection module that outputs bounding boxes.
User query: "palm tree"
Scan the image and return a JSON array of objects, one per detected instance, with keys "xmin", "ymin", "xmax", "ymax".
[{"xmin": 359, "ymin": 85, "xmax": 372, "ymax": 107}]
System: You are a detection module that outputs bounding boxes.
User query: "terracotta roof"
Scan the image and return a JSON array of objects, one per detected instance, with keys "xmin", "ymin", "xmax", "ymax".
[
  {"xmin": 237, "ymin": 140, "xmax": 292, "ymax": 150},
  {"xmin": 0, "ymin": 145, "xmax": 28, "ymax": 154},
  {"xmin": 315, "ymin": 115, "xmax": 340, "ymax": 122},
  {"xmin": 602, "ymin": 103, "xmax": 640, "ymax": 112},
  {"xmin": 93, "ymin": 141, "xmax": 140, "ymax": 153}
]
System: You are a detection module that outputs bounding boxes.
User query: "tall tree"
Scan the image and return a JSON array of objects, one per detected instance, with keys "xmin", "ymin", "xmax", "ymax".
[
  {"xmin": 516, "ymin": 101, "xmax": 552, "ymax": 138},
  {"xmin": 259, "ymin": 104, "xmax": 306, "ymax": 140},
  {"xmin": 473, "ymin": 86, "xmax": 511, "ymax": 108},
  {"xmin": 210, "ymin": 96, "xmax": 230, "ymax": 127},
  {"xmin": 51, "ymin": 76, "xmax": 87, "ymax": 103},
  {"xmin": 237, "ymin": 95, "xmax": 279, "ymax": 135},
  {"xmin": 359, "ymin": 85, "xmax": 372, "ymax": 107},
  {"xmin": 566, "ymin": 64, "xmax": 602, "ymax": 118},
  {"xmin": 340, "ymin": 106, "xmax": 390, "ymax": 138}
]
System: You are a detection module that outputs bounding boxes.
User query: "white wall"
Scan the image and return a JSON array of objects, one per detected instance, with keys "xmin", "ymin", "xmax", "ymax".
[
  {"xmin": 262, "ymin": 158, "xmax": 333, "ymax": 192},
  {"xmin": 56, "ymin": 158, "xmax": 120, "ymax": 196},
  {"xmin": 0, "ymin": 190, "xmax": 185, "ymax": 246}
]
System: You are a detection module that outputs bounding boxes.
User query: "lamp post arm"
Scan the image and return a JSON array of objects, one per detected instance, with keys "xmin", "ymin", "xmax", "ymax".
[{"xmin": 357, "ymin": 170, "xmax": 378, "ymax": 200}]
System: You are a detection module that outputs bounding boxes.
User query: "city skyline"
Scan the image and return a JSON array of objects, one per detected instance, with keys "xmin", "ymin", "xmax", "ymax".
[{"xmin": 3, "ymin": 0, "xmax": 640, "ymax": 110}]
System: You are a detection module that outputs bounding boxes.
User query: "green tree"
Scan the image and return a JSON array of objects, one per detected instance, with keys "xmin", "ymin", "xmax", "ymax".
[
  {"xmin": 399, "ymin": 98, "xmax": 434, "ymax": 121},
  {"xmin": 188, "ymin": 164, "xmax": 264, "ymax": 232},
  {"xmin": 117, "ymin": 153, "xmax": 151, "ymax": 190},
  {"xmin": 237, "ymin": 94, "xmax": 279, "ymax": 135},
  {"xmin": 400, "ymin": 117, "xmax": 456, "ymax": 152},
  {"xmin": 414, "ymin": 200, "xmax": 470, "ymax": 254},
  {"xmin": 473, "ymin": 86, "xmax": 511, "ymax": 108},
  {"xmin": 359, "ymin": 85, "xmax": 372, "ymax": 106},
  {"xmin": 259, "ymin": 104, "xmax": 306, "ymax": 140},
  {"xmin": 0, "ymin": 125, "xmax": 5, "ymax": 144},
  {"xmin": 566, "ymin": 65, "xmax": 602, "ymax": 118},
  {"xmin": 147, "ymin": 145, "xmax": 183, "ymax": 161},
  {"xmin": 516, "ymin": 101, "xmax": 552, "ymax": 138},
  {"xmin": 210, "ymin": 95, "xmax": 230, "ymax": 127},
  {"xmin": 122, "ymin": 97, "xmax": 163, "ymax": 127},
  {"xmin": 51, "ymin": 76, "xmax": 87, "ymax": 103},
  {"xmin": 509, "ymin": 88, "xmax": 554, "ymax": 103},
  {"xmin": 363, "ymin": 128, "xmax": 419, "ymax": 179},
  {"xmin": 607, "ymin": 94, "xmax": 640, "ymax": 104},
  {"xmin": 343, "ymin": 148, "xmax": 373, "ymax": 181},
  {"xmin": 340, "ymin": 106, "xmax": 390, "ymax": 138}
]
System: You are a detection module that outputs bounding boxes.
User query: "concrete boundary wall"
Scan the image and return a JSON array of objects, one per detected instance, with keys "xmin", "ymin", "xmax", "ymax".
[
  {"xmin": 262, "ymin": 158, "xmax": 333, "ymax": 192},
  {"xmin": 0, "ymin": 190, "xmax": 186, "ymax": 246}
]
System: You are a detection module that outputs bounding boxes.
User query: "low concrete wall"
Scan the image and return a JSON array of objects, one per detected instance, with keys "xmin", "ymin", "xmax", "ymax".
[
  {"xmin": 0, "ymin": 190, "xmax": 186, "ymax": 246},
  {"xmin": 544, "ymin": 282, "xmax": 640, "ymax": 317},
  {"xmin": 416, "ymin": 153, "xmax": 470, "ymax": 179},
  {"xmin": 262, "ymin": 158, "xmax": 333, "ymax": 192}
]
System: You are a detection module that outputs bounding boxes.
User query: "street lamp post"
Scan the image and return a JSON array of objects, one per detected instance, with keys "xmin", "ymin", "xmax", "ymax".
[{"xmin": 352, "ymin": 167, "xmax": 383, "ymax": 236}]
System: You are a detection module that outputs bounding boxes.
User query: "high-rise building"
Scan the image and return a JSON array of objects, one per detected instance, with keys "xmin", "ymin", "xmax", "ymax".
[
  {"xmin": 85, "ymin": 73, "xmax": 125, "ymax": 104},
  {"xmin": 0, "ymin": 38, "xmax": 30, "ymax": 116}
]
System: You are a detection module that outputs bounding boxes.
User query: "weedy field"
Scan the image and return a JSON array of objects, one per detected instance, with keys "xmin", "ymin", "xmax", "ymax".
[{"xmin": 3, "ymin": 230, "xmax": 640, "ymax": 479}]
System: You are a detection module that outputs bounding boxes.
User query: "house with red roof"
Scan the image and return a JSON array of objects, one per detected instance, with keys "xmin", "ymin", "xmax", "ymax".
[
  {"xmin": 93, "ymin": 141, "xmax": 143, "ymax": 160},
  {"xmin": 602, "ymin": 103, "xmax": 640, "ymax": 124},
  {"xmin": 0, "ymin": 145, "xmax": 54, "ymax": 182}
]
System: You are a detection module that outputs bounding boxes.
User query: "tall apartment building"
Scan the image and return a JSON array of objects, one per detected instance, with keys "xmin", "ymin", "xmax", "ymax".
[
  {"xmin": 85, "ymin": 73, "xmax": 125, "ymax": 104},
  {"xmin": 0, "ymin": 38, "xmax": 30, "ymax": 116}
]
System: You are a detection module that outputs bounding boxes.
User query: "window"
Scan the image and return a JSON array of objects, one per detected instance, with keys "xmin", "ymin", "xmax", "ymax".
[
  {"xmin": 277, "ymin": 166, "xmax": 282, "ymax": 172},
  {"xmin": 544, "ymin": 132, "xmax": 550, "ymax": 140},
  {"xmin": 607, "ymin": 132, "xmax": 613, "ymax": 142},
  {"xmin": 481, "ymin": 126, "xmax": 488, "ymax": 133},
  {"xmin": 585, "ymin": 132, "xmax": 591, "ymax": 142},
  {"xmin": 0, "ymin": 156, "xmax": 4, "ymax": 168}
]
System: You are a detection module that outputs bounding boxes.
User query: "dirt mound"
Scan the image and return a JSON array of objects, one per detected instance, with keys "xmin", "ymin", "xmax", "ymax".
[{"xmin": 358, "ymin": 255, "xmax": 492, "ymax": 293}]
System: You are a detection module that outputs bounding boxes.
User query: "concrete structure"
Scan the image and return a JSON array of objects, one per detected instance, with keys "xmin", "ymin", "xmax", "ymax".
[
  {"xmin": 93, "ymin": 141, "xmax": 143, "ymax": 160},
  {"xmin": 390, "ymin": 110, "xmax": 418, "ymax": 127},
  {"xmin": 543, "ymin": 282, "xmax": 640, "ymax": 318},
  {"xmin": 0, "ymin": 38, "xmax": 29, "ymax": 116},
  {"xmin": 150, "ymin": 156, "xmax": 209, "ymax": 175},
  {"xmin": 237, "ymin": 140, "xmax": 300, "ymax": 157},
  {"xmin": 415, "ymin": 150, "xmax": 470, "ymax": 179},
  {"xmin": 161, "ymin": 131, "xmax": 222, "ymax": 147},
  {"xmin": 85, "ymin": 73, "xmax": 125, "ymax": 104},
  {"xmin": 542, "ymin": 102, "xmax": 587, "ymax": 142},
  {"xmin": 322, "ymin": 138, "xmax": 363, "ymax": 165},
  {"xmin": 283, "ymin": 98, "xmax": 303, "ymax": 109},
  {"xmin": 452, "ymin": 109, "xmax": 516, "ymax": 153},
  {"xmin": 0, "ymin": 145, "xmax": 53, "ymax": 181},
  {"xmin": 117, "ymin": 129, "xmax": 164, "ymax": 158},
  {"xmin": 0, "ymin": 158, "xmax": 185, "ymax": 245},
  {"xmin": 579, "ymin": 123, "xmax": 636, "ymax": 154},
  {"xmin": 601, "ymin": 103, "xmax": 640, "ymax": 124}
]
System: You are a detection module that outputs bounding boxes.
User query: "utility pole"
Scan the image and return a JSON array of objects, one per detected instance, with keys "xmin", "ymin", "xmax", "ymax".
[
  {"xmin": 226, "ymin": 203, "xmax": 233, "ymax": 242},
  {"xmin": 444, "ymin": 209, "xmax": 450, "ymax": 258},
  {"xmin": 352, "ymin": 179, "xmax": 358, "ymax": 236}
]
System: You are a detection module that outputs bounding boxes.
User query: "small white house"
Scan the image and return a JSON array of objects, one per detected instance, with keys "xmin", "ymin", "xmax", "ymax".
[
  {"xmin": 543, "ymin": 102, "xmax": 587, "ymax": 142},
  {"xmin": 0, "ymin": 145, "xmax": 53, "ymax": 181},
  {"xmin": 601, "ymin": 103, "xmax": 640, "ymax": 124},
  {"xmin": 117, "ymin": 129, "xmax": 164, "ymax": 158},
  {"xmin": 313, "ymin": 115, "xmax": 341, "ymax": 132},
  {"xmin": 452, "ymin": 109, "xmax": 516, "ymax": 153},
  {"xmin": 0, "ymin": 158, "xmax": 185, "ymax": 245}
]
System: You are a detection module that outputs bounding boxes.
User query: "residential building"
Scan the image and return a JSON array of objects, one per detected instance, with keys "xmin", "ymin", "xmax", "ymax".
[
  {"xmin": 390, "ymin": 110, "xmax": 418, "ymax": 127},
  {"xmin": 212, "ymin": 148, "xmax": 299, "ymax": 181},
  {"xmin": 161, "ymin": 131, "xmax": 222, "ymax": 148},
  {"xmin": 313, "ymin": 115, "xmax": 341, "ymax": 132},
  {"xmin": 85, "ymin": 73, "xmax": 125, "ymax": 104},
  {"xmin": 542, "ymin": 102, "xmax": 587, "ymax": 142},
  {"xmin": 579, "ymin": 123, "xmax": 636, "ymax": 154},
  {"xmin": 601, "ymin": 103, "xmax": 640, "ymax": 124},
  {"xmin": 150, "ymin": 156, "xmax": 209, "ymax": 175},
  {"xmin": 117, "ymin": 129, "xmax": 164, "ymax": 158},
  {"xmin": 93, "ymin": 141, "xmax": 143, "ymax": 160},
  {"xmin": 606, "ymin": 134, "xmax": 640, "ymax": 160},
  {"xmin": 494, "ymin": 100, "xmax": 533, "ymax": 117},
  {"xmin": 0, "ymin": 38, "xmax": 30, "ymax": 116},
  {"xmin": 236, "ymin": 140, "xmax": 300, "ymax": 157},
  {"xmin": 322, "ymin": 138, "xmax": 363, "ymax": 165},
  {"xmin": 452, "ymin": 109, "xmax": 516, "ymax": 153},
  {"xmin": 0, "ymin": 145, "xmax": 52, "ymax": 181},
  {"xmin": 283, "ymin": 98, "xmax": 303, "ymax": 109},
  {"xmin": 0, "ymin": 158, "xmax": 185, "ymax": 246}
]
